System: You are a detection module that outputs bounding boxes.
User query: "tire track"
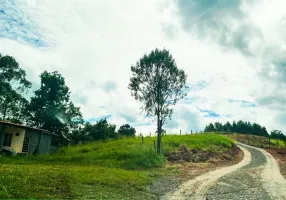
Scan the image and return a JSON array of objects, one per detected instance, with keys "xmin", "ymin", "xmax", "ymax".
[
  {"xmin": 162, "ymin": 143, "xmax": 286, "ymax": 200},
  {"xmin": 161, "ymin": 146, "xmax": 251, "ymax": 200}
]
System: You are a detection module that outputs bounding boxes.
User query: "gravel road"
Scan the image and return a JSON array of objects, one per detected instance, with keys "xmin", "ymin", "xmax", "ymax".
[{"xmin": 162, "ymin": 143, "xmax": 286, "ymax": 200}]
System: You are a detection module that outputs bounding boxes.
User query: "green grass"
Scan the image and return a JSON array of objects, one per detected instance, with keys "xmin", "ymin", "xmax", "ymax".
[
  {"xmin": 229, "ymin": 133, "xmax": 286, "ymax": 149},
  {"xmin": 0, "ymin": 134, "xmax": 234, "ymax": 199},
  {"xmin": 270, "ymin": 139, "xmax": 286, "ymax": 148}
]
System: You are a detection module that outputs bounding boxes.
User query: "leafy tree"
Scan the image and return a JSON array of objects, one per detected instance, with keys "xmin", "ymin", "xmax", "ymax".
[
  {"xmin": 118, "ymin": 124, "xmax": 136, "ymax": 137},
  {"xmin": 232, "ymin": 121, "xmax": 238, "ymax": 133},
  {"xmin": 26, "ymin": 71, "xmax": 83, "ymax": 139},
  {"xmin": 225, "ymin": 121, "xmax": 232, "ymax": 132},
  {"xmin": 214, "ymin": 122, "xmax": 223, "ymax": 132},
  {"xmin": 0, "ymin": 54, "xmax": 31, "ymax": 122},
  {"xmin": 204, "ymin": 123, "xmax": 215, "ymax": 132},
  {"xmin": 129, "ymin": 49, "xmax": 188, "ymax": 153},
  {"xmin": 68, "ymin": 128, "xmax": 92, "ymax": 143},
  {"xmin": 81, "ymin": 119, "xmax": 117, "ymax": 141}
]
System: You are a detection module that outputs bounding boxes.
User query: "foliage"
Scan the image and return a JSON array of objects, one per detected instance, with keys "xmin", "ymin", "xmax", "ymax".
[
  {"xmin": 26, "ymin": 71, "xmax": 83, "ymax": 137},
  {"xmin": 271, "ymin": 130, "xmax": 286, "ymax": 140},
  {"xmin": 80, "ymin": 119, "xmax": 117, "ymax": 141},
  {"xmin": 204, "ymin": 120, "xmax": 269, "ymax": 137},
  {"xmin": 129, "ymin": 48, "xmax": 188, "ymax": 153},
  {"xmin": 118, "ymin": 124, "xmax": 136, "ymax": 137},
  {"xmin": 0, "ymin": 54, "xmax": 31, "ymax": 122},
  {"xmin": 0, "ymin": 134, "xmax": 234, "ymax": 199}
]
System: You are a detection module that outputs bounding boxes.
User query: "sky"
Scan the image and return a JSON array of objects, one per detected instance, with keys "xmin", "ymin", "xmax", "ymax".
[{"xmin": 0, "ymin": 0, "xmax": 286, "ymax": 135}]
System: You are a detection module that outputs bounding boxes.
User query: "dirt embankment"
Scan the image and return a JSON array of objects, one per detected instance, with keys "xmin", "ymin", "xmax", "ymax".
[
  {"xmin": 147, "ymin": 145, "xmax": 243, "ymax": 198},
  {"xmin": 166, "ymin": 144, "xmax": 241, "ymax": 164}
]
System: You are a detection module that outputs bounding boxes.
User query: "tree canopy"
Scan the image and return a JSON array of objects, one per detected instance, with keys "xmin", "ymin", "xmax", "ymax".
[
  {"xmin": 129, "ymin": 48, "xmax": 188, "ymax": 153},
  {"xmin": 204, "ymin": 120, "xmax": 269, "ymax": 137},
  {"xmin": 0, "ymin": 54, "xmax": 31, "ymax": 123},
  {"xmin": 118, "ymin": 124, "xmax": 136, "ymax": 137},
  {"xmin": 26, "ymin": 71, "xmax": 83, "ymax": 138}
]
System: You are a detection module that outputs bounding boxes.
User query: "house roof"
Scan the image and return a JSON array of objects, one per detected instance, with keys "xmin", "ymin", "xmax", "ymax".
[{"xmin": 0, "ymin": 121, "xmax": 54, "ymax": 135}]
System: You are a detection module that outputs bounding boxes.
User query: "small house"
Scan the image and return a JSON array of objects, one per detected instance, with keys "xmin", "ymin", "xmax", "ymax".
[{"xmin": 0, "ymin": 121, "xmax": 58, "ymax": 155}]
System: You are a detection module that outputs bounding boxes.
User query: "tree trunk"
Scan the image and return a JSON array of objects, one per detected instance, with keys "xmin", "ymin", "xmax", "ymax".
[{"xmin": 156, "ymin": 117, "xmax": 162, "ymax": 154}]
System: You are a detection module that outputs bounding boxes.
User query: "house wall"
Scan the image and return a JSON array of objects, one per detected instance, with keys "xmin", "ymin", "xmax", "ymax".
[
  {"xmin": 2, "ymin": 127, "xmax": 25, "ymax": 153},
  {"xmin": 25, "ymin": 130, "xmax": 52, "ymax": 155}
]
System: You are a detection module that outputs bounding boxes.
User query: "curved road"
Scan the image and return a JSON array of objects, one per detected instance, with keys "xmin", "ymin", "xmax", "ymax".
[{"xmin": 162, "ymin": 143, "xmax": 286, "ymax": 200}]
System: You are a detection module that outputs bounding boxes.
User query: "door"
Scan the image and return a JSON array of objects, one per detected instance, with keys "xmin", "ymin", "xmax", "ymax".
[{"xmin": 22, "ymin": 137, "xmax": 30, "ymax": 153}]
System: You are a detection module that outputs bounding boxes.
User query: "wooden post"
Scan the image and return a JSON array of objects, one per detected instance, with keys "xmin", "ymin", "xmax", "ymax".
[
  {"xmin": 153, "ymin": 140, "xmax": 156, "ymax": 151},
  {"xmin": 150, "ymin": 132, "xmax": 151, "ymax": 137},
  {"xmin": 180, "ymin": 130, "xmax": 181, "ymax": 136},
  {"xmin": 141, "ymin": 135, "xmax": 144, "ymax": 144}
]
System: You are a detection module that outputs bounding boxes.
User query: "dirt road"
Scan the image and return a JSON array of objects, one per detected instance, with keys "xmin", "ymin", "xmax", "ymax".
[{"xmin": 162, "ymin": 143, "xmax": 286, "ymax": 200}]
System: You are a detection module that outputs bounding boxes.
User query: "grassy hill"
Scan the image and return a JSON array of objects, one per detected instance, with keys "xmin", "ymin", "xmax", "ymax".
[
  {"xmin": 230, "ymin": 133, "xmax": 286, "ymax": 149},
  {"xmin": 0, "ymin": 134, "xmax": 235, "ymax": 199}
]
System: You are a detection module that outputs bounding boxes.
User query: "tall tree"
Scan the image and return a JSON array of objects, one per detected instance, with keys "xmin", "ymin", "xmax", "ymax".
[
  {"xmin": 26, "ymin": 71, "xmax": 83, "ymax": 139},
  {"xmin": 214, "ymin": 122, "xmax": 223, "ymax": 132},
  {"xmin": 81, "ymin": 119, "xmax": 117, "ymax": 141},
  {"xmin": 0, "ymin": 54, "xmax": 31, "ymax": 122},
  {"xmin": 129, "ymin": 49, "xmax": 188, "ymax": 153},
  {"xmin": 225, "ymin": 121, "xmax": 232, "ymax": 132},
  {"xmin": 118, "ymin": 124, "xmax": 136, "ymax": 137}
]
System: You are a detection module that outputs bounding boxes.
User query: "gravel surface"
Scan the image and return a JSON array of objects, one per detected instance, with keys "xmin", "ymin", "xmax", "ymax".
[
  {"xmin": 206, "ymin": 144, "xmax": 270, "ymax": 200},
  {"xmin": 163, "ymin": 143, "xmax": 286, "ymax": 200}
]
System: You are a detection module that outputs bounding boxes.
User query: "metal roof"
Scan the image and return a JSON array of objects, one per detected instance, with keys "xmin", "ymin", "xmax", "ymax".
[{"xmin": 0, "ymin": 121, "xmax": 54, "ymax": 135}]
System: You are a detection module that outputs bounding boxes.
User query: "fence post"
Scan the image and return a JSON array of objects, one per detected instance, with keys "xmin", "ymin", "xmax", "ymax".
[
  {"xmin": 141, "ymin": 135, "xmax": 144, "ymax": 144},
  {"xmin": 153, "ymin": 140, "xmax": 156, "ymax": 151},
  {"xmin": 180, "ymin": 130, "xmax": 181, "ymax": 136}
]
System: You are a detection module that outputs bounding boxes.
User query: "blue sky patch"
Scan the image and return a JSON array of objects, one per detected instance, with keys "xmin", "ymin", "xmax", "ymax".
[
  {"xmin": 199, "ymin": 109, "xmax": 221, "ymax": 118},
  {"xmin": 0, "ymin": 1, "xmax": 46, "ymax": 47},
  {"xmin": 228, "ymin": 99, "xmax": 257, "ymax": 108}
]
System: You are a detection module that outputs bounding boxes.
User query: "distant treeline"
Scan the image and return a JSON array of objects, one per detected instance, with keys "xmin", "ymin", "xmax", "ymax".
[{"xmin": 204, "ymin": 121, "xmax": 286, "ymax": 141}]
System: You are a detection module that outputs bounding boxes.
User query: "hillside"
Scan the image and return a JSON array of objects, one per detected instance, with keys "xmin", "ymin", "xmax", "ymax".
[{"xmin": 0, "ymin": 134, "xmax": 238, "ymax": 199}]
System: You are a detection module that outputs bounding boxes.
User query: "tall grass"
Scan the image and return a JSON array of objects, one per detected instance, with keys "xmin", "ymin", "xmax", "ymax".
[{"xmin": 0, "ymin": 134, "xmax": 234, "ymax": 199}]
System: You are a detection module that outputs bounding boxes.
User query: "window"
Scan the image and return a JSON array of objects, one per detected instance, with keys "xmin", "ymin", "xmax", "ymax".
[{"xmin": 3, "ymin": 133, "xmax": 12, "ymax": 147}]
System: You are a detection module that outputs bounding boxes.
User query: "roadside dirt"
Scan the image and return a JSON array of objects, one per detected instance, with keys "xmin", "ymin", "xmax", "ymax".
[
  {"xmin": 265, "ymin": 148, "xmax": 286, "ymax": 179},
  {"xmin": 162, "ymin": 146, "xmax": 250, "ymax": 200},
  {"xmin": 147, "ymin": 145, "xmax": 243, "ymax": 199},
  {"xmin": 162, "ymin": 143, "xmax": 286, "ymax": 200}
]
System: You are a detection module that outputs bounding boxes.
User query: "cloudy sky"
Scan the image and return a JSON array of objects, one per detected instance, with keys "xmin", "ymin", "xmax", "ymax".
[{"xmin": 0, "ymin": 0, "xmax": 285, "ymax": 135}]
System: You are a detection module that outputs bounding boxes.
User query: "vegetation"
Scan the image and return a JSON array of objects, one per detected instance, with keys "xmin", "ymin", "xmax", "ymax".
[
  {"xmin": 118, "ymin": 124, "xmax": 136, "ymax": 137},
  {"xmin": 0, "ymin": 53, "xmax": 138, "ymax": 145},
  {"xmin": 0, "ymin": 134, "xmax": 234, "ymax": 199},
  {"xmin": 0, "ymin": 54, "xmax": 31, "ymax": 123},
  {"xmin": 230, "ymin": 133, "xmax": 286, "ymax": 149},
  {"xmin": 204, "ymin": 120, "xmax": 269, "ymax": 137},
  {"xmin": 129, "ymin": 49, "xmax": 188, "ymax": 153},
  {"xmin": 26, "ymin": 71, "xmax": 84, "ymax": 140}
]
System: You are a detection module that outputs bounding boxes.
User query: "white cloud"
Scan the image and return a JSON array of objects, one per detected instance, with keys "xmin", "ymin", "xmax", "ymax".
[{"xmin": 1, "ymin": 0, "xmax": 286, "ymax": 135}]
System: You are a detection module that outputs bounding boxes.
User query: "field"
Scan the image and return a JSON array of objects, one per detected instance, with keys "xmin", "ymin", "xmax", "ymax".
[
  {"xmin": 0, "ymin": 134, "xmax": 235, "ymax": 199},
  {"xmin": 229, "ymin": 133, "xmax": 286, "ymax": 149}
]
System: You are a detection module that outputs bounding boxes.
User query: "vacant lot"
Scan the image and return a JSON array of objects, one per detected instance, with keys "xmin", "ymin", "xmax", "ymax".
[{"xmin": 0, "ymin": 134, "xmax": 236, "ymax": 199}]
